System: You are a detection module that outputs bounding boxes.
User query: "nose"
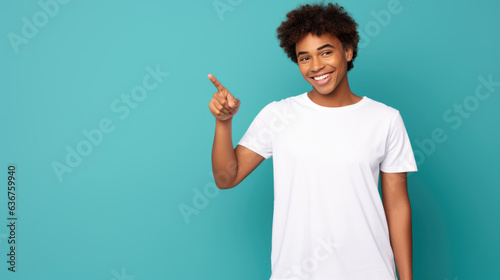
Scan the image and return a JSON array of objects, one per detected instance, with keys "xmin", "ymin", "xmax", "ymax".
[{"xmin": 311, "ymin": 56, "xmax": 324, "ymax": 72}]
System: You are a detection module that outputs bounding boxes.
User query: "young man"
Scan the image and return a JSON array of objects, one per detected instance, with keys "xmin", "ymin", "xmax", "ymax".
[{"xmin": 208, "ymin": 3, "xmax": 417, "ymax": 280}]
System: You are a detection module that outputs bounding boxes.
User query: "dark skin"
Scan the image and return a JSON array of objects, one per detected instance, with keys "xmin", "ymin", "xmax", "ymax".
[
  {"xmin": 208, "ymin": 32, "xmax": 413, "ymax": 280},
  {"xmin": 295, "ymin": 32, "xmax": 363, "ymax": 107},
  {"xmin": 296, "ymin": 32, "xmax": 413, "ymax": 280}
]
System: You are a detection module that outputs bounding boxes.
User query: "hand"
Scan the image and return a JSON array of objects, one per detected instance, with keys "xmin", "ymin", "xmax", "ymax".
[{"xmin": 208, "ymin": 74, "xmax": 241, "ymax": 121}]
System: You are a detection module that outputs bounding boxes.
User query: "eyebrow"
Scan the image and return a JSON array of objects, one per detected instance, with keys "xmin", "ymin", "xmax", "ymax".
[{"xmin": 297, "ymin": 44, "xmax": 335, "ymax": 57}]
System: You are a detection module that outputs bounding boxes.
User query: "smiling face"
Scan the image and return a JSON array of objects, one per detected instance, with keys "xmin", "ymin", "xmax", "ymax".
[{"xmin": 296, "ymin": 33, "xmax": 353, "ymax": 95}]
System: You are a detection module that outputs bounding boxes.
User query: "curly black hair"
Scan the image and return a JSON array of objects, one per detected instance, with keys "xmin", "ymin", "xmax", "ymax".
[{"xmin": 276, "ymin": 1, "xmax": 360, "ymax": 71}]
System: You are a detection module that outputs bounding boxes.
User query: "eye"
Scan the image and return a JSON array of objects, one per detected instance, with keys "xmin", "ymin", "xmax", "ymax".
[{"xmin": 299, "ymin": 51, "xmax": 332, "ymax": 61}]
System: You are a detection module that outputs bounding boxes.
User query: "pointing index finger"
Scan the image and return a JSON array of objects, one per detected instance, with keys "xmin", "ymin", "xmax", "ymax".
[{"xmin": 208, "ymin": 74, "xmax": 226, "ymax": 92}]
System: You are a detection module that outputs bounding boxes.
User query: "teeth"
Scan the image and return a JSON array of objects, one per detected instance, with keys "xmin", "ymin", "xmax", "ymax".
[{"xmin": 313, "ymin": 73, "xmax": 331, "ymax": 81}]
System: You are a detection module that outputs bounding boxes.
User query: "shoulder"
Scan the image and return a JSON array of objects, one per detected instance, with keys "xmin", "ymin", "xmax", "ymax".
[{"xmin": 363, "ymin": 96, "xmax": 401, "ymax": 122}]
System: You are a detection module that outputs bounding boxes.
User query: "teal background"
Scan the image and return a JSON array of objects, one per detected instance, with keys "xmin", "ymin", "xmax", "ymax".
[{"xmin": 0, "ymin": 0, "xmax": 499, "ymax": 279}]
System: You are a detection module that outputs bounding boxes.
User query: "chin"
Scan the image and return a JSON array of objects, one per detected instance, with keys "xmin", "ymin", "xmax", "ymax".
[{"xmin": 314, "ymin": 86, "xmax": 334, "ymax": 95}]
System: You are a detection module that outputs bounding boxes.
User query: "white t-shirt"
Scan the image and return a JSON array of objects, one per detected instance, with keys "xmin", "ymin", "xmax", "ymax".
[{"xmin": 237, "ymin": 92, "xmax": 418, "ymax": 280}]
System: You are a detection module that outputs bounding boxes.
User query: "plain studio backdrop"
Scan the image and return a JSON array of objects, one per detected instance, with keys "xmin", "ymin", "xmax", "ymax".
[{"xmin": 0, "ymin": 0, "xmax": 498, "ymax": 279}]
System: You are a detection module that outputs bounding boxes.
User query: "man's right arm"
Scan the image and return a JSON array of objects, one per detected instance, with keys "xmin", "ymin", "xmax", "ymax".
[{"xmin": 211, "ymin": 118, "xmax": 265, "ymax": 189}]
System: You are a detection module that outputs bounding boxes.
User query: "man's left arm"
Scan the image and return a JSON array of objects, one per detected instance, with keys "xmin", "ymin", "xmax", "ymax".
[{"xmin": 381, "ymin": 171, "xmax": 413, "ymax": 280}]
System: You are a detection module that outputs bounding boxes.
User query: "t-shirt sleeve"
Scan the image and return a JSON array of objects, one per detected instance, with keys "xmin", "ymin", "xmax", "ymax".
[
  {"xmin": 380, "ymin": 111, "xmax": 418, "ymax": 173},
  {"xmin": 237, "ymin": 102, "xmax": 275, "ymax": 159}
]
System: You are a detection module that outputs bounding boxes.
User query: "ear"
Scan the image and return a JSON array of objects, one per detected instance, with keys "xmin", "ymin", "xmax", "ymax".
[{"xmin": 344, "ymin": 45, "xmax": 353, "ymax": 62}]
